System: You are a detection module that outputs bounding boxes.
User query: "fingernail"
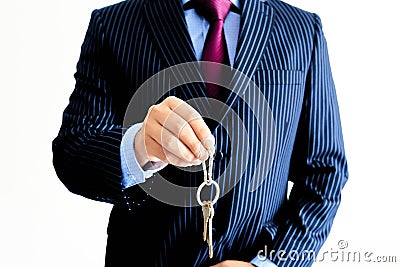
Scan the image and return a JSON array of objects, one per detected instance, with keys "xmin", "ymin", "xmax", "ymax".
[
  {"xmin": 193, "ymin": 159, "xmax": 202, "ymax": 165},
  {"xmin": 203, "ymin": 137, "xmax": 215, "ymax": 150}
]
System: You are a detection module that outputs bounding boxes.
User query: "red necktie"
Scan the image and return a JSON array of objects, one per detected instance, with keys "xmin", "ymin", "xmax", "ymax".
[{"xmin": 194, "ymin": 0, "xmax": 232, "ymax": 99}]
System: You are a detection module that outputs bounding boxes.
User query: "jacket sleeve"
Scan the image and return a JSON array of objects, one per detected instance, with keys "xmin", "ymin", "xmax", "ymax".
[
  {"xmin": 52, "ymin": 10, "xmax": 144, "ymax": 206},
  {"xmin": 267, "ymin": 15, "xmax": 349, "ymax": 267}
]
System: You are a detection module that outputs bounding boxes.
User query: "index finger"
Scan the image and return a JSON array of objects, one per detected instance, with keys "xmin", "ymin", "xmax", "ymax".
[{"xmin": 165, "ymin": 97, "xmax": 215, "ymax": 151}]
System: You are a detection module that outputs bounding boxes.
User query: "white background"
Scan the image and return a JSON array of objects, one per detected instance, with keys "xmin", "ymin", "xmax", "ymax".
[{"xmin": 1, "ymin": 0, "xmax": 399, "ymax": 266}]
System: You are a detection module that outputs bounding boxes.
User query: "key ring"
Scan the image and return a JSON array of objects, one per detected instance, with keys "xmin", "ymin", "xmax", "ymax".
[
  {"xmin": 196, "ymin": 180, "xmax": 220, "ymax": 206},
  {"xmin": 197, "ymin": 150, "xmax": 219, "ymax": 206}
]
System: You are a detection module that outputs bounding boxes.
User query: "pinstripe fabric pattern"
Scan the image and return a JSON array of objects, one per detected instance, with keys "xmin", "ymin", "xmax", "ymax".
[{"xmin": 52, "ymin": 0, "xmax": 348, "ymax": 266}]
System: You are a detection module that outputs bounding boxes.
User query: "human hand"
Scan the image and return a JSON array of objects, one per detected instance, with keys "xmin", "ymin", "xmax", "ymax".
[
  {"xmin": 210, "ymin": 260, "xmax": 254, "ymax": 267},
  {"xmin": 134, "ymin": 96, "xmax": 215, "ymax": 168}
]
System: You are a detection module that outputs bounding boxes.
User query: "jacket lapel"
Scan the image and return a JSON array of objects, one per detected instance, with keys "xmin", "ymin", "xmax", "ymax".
[
  {"xmin": 143, "ymin": 0, "xmax": 275, "ymax": 123},
  {"xmin": 223, "ymin": 0, "xmax": 275, "ymax": 113},
  {"xmin": 144, "ymin": 0, "xmax": 207, "ymax": 103}
]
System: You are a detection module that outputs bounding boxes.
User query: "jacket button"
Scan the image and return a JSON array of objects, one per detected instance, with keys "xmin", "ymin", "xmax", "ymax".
[{"xmin": 214, "ymin": 151, "xmax": 224, "ymax": 161}]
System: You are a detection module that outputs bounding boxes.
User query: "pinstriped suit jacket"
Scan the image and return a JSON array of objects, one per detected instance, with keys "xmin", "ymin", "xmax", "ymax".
[{"xmin": 52, "ymin": 0, "xmax": 348, "ymax": 266}]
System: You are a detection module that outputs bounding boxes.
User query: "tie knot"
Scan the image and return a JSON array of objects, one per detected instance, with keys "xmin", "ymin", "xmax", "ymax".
[{"xmin": 193, "ymin": 0, "xmax": 232, "ymax": 22}]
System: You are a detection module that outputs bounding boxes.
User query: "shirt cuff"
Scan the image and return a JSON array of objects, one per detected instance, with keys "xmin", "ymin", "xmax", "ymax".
[
  {"xmin": 251, "ymin": 255, "xmax": 278, "ymax": 267},
  {"xmin": 120, "ymin": 123, "xmax": 167, "ymax": 189}
]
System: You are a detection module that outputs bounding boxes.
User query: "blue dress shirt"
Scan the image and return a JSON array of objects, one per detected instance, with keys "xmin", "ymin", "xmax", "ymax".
[{"xmin": 120, "ymin": 1, "xmax": 276, "ymax": 266}]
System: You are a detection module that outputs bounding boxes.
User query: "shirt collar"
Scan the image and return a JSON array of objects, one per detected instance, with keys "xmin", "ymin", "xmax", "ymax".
[{"xmin": 182, "ymin": 0, "xmax": 241, "ymax": 10}]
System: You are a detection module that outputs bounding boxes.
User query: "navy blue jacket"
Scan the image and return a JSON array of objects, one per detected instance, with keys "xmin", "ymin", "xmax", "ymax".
[{"xmin": 53, "ymin": 0, "xmax": 348, "ymax": 266}]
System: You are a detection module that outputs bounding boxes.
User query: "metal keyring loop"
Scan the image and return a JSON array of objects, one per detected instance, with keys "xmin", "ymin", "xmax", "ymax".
[{"xmin": 196, "ymin": 180, "xmax": 220, "ymax": 206}]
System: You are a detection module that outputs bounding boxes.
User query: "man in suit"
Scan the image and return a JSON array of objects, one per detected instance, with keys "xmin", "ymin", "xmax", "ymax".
[{"xmin": 52, "ymin": 0, "xmax": 348, "ymax": 266}]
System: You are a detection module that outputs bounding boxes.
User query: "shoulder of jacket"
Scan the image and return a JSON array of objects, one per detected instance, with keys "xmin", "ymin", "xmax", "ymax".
[
  {"xmin": 266, "ymin": 0, "xmax": 317, "ymax": 24},
  {"xmin": 95, "ymin": 0, "xmax": 146, "ymax": 17}
]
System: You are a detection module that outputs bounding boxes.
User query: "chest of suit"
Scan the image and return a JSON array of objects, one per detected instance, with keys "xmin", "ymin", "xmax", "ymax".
[{"xmin": 101, "ymin": 0, "xmax": 314, "ymax": 265}]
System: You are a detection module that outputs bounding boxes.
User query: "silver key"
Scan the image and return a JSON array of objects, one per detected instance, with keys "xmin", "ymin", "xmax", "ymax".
[
  {"xmin": 202, "ymin": 201, "xmax": 211, "ymax": 241},
  {"xmin": 207, "ymin": 202, "xmax": 215, "ymax": 258}
]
